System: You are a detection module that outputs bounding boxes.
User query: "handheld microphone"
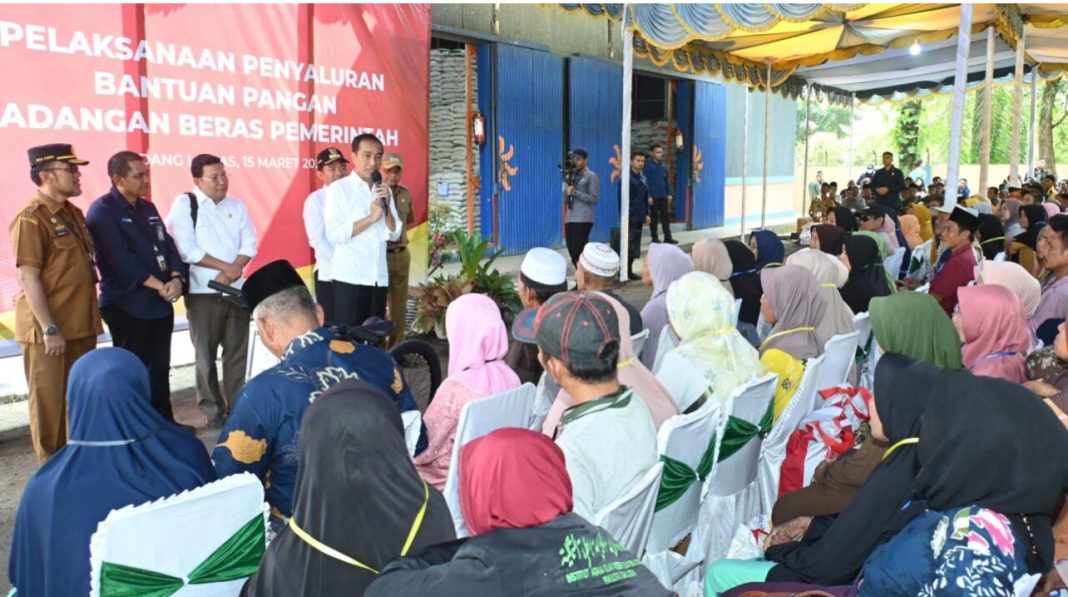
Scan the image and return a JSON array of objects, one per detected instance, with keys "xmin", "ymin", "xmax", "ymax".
[{"xmin": 371, "ymin": 171, "xmax": 386, "ymax": 208}]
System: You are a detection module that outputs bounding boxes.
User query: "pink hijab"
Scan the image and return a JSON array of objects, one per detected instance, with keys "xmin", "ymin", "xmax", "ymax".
[
  {"xmin": 881, "ymin": 215, "xmax": 900, "ymax": 251},
  {"xmin": 541, "ymin": 292, "xmax": 678, "ymax": 435},
  {"xmin": 975, "ymin": 260, "xmax": 1041, "ymax": 318},
  {"xmin": 957, "ymin": 285, "xmax": 1031, "ymax": 384},
  {"xmin": 1045, "ymin": 202, "xmax": 1061, "ymax": 219},
  {"xmin": 445, "ymin": 293, "xmax": 521, "ymax": 396},
  {"xmin": 898, "ymin": 214, "xmax": 923, "ymax": 250}
]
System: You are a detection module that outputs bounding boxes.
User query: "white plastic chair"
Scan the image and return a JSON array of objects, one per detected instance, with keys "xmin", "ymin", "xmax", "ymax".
[
  {"xmin": 528, "ymin": 372, "xmax": 560, "ymax": 432},
  {"xmin": 442, "ymin": 383, "xmax": 536, "ymax": 537},
  {"xmin": 813, "ymin": 331, "xmax": 861, "ymax": 405},
  {"xmin": 90, "ymin": 473, "xmax": 268, "ymax": 597},
  {"xmin": 853, "ymin": 312, "xmax": 876, "ymax": 390},
  {"xmin": 732, "ymin": 298, "xmax": 742, "ymax": 326},
  {"xmin": 591, "ymin": 461, "xmax": 664, "ymax": 557},
  {"xmin": 245, "ymin": 327, "xmax": 279, "ymax": 382},
  {"xmin": 691, "ymin": 373, "xmax": 777, "ymax": 569},
  {"xmin": 631, "ymin": 328, "xmax": 651, "ymax": 361},
  {"xmin": 915, "ymin": 283, "xmax": 930, "ymax": 294},
  {"xmin": 756, "ymin": 354, "xmax": 826, "ymax": 516},
  {"xmin": 651, "ymin": 325, "xmax": 680, "ymax": 375},
  {"xmin": 994, "ymin": 251, "xmax": 1007, "ymax": 262},
  {"xmin": 884, "ymin": 246, "xmax": 906, "ymax": 280},
  {"xmin": 646, "ymin": 401, "xmax": 726, "ymax": 554}
]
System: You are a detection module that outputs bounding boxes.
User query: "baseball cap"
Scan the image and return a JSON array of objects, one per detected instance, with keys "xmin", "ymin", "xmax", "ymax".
[
  {"xmin": 315, "ymin": 147, "xmax": 348, "ymax": 169},
  {"xmin": 28, "ymin": 143, "xmax": 89, "ymax": 167},
  {"xmin": 382, "ymin": 152, "xmax": 403, "ymax": 169},
  {"xmin": 520, "ymin": 247, "xmax": 568, "ymax": 286},
  {"xmin": 579, "ymin": 243, "xmax": 620, "ymax": 278},
  {"xmin": 534, "ymin": 292, "xmax": 619, "ymax": 370},
  {"xmin": 511, "ymin": 307, "xmax": 539, "ymax": 344},
  {"xmin": 859, "ymin": 206, "xmax": 886, "ymax": 221}
]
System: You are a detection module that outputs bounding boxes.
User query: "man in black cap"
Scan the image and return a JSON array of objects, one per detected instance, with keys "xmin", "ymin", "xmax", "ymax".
[
  {"xmin": 563, "ymin": 148, "xmax": 600, "ymax": 267},
  {"xmin": 929, "ymin": 205, "xmax": 980, "ymax": 316},
  {"xmin": 86, "ymin": 151, "xmax": 188, "ymax": 420},
  {"xmin": 11, "ymin": 143, "xmax": 102, "ymax": 461},
  {"xmin": 302, "ymin": 147, "xmax": 349, "ymax": 324},
  {"xmin": 213, "ymin": 259, "xmax": 426, "ymax": 526}
]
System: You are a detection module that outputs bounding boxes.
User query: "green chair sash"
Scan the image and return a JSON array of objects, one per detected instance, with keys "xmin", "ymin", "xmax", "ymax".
[
  {"xmin": 654, "ymin": 401, "xmax": 774, "ymax": 512},
  {"xmin": 99, "ymin": 513, "xmax": 265, "ymax": 597}
]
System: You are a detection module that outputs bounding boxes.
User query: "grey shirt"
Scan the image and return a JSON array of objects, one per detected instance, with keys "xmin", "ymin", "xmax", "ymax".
[{"xmin": 564, "ymin": 168, "xmax": 600, "ymax": 224}]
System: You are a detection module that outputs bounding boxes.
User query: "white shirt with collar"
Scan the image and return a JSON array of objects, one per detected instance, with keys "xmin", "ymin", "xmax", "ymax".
[
  {"xmin": 324, "ymin": 171, "xmax": 401, "ymax": 287},
  {"xmin": 302, "ymin": 187, "xmax": 333, "ymax": 281},
  {"xmin": 166, "ymin": 188, "xmax": 258, "ymax": 294}
]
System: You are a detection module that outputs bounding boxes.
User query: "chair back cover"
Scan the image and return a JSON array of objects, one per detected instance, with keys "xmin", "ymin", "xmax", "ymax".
[
  {"xmin": 631, "ymin": 328, "xmax": 651, "ymax": 361},
  {"xmin": 814, "ymin": 331, "xmax": 861, "ymax": 403},
  {"xmin": 590, "ymin": 462, "xmax": 664, "ymax": 557}
]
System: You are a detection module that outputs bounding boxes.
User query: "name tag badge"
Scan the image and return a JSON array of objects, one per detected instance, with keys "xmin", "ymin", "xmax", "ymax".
[
  {"xmin": 54, "ymin": 229, "xmax": 71, "ymax": 238},
  {"xmin": 156, "ymin": 254, "xmax": 167, "ymax": 271},
  {"xmin": 121, "ymin": 217, "xmax": 134, "ymax": 223},
  {"xmin": 155, "ymin": 224, "xmax": 165, "ymax": 242}
]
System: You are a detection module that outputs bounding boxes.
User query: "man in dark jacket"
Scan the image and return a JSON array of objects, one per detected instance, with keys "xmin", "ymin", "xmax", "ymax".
[
  {"xmin": 626, "ymin": 151, "xmax": 649, "ymax": 280},
  {"xmin": 869, "ymin": 151, "xmax": 906, "ymax": 213},
  {"xmin": 644, "ymin": 144, "xmax": 675, "ymax": 244}
]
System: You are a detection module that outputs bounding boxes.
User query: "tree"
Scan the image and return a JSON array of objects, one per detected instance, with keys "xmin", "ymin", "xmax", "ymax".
[
  {"xmin": 893, "ymin": 100, "xmax": 923, "ymax": 172},
  {"xmin": 1038, "ymin": 79, "xmax": 1068, "ymax": 179}
]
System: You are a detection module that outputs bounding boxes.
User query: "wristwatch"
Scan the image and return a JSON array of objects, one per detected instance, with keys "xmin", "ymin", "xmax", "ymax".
[{"xmin": 43, "ymin": 325, "xmax": 58, "ymax": 337}]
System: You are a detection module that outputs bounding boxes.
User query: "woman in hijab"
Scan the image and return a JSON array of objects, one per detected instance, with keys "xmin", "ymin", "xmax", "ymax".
[
  {"xmin": 749, "ymin": 229, "xmax": 785, "ymax": 271},
  {"xmin": 771, "ymin": 291, "xmax": 963, "ymax": 526},
  {"xmin": 692, "ymin": 238, "xmax": 735, "ymax": 297},
  {"xmin": 707, "ymin": 355, "xmax": 937, "ymax": 594},
  {"xmin": 244, "ymin": 381, "xmax": 456, "ymax": 596},
  {"xmin": 908, "ymin": 202, "xmax": 934, "ymax": 242},
  {"xmin": 1010, "ymin": 204, "xmax": 1048, "ymax": 277},
  {"xmin": 1000, "ymin": 198, "xmax": 1025, "ymax": 237},
  {"xmin": 415, "ymin": 294, "xmax": 521, "ymax": 489},
  {"xmin": 640, "ymin": 243, "xmax": 693, "ymax": 369},
  {"xmin": 367, "ymin": 429, "xmax": 671, "ymax": 596},
  {"xmin": 976, "ymin": 260, "xmax": 1042, "ymax": 321},
  {"xmin": 725, "ymin": 239, "xmax": 764, "ymax": 327},
  {"xmin": 839, "ymin": 234, "xmax": 892, "ymax": 314},
  {"xmin": 541, "ymin": 292, "xmax": 678, "ymax": 432},
  {"xmin": 759, "ymin": 265, "xmax": 828, "ymax": 421},
  {"xmin": 656, "ymin": 272, "xmax": 764, "ymax": 413},
  {"xmin": 977, "ymin": 213, "xmax": 1007, "ymax": 260},
  {"xmin": 954, "ymin": 285, "xmax": 1032, "ymax": 383},
  {"xmin": 828, "ymin": 206, "xmax": 858, "ymax": 233},
  {"xmin": 897, "ymin": 214, "xmax": 923, "ymax": 250},
  {"xmin": 859, "ymin": 370, "xmax": 1068, "ymax": 595},
  {"xmin": 9, "ymin": 348, "xmax": 215, "ymax": 597},
  {"xmin": 811, "ymin": 224, "xmax": 845, "ymax": 256},
  {"xmin": 1025, "ymin": 320, "xmax": 1068, "ymax": 427},
  {"xmin": 786, "ymin": 249, "xmax": 856, "ymax": 347},
  {"xmin": 880, "ymin": 215, "xmax": 900, "ymax": 252},
  {"xmin": 1046, "ymin": 201, "xmax": 1062, "ymax": 220}
]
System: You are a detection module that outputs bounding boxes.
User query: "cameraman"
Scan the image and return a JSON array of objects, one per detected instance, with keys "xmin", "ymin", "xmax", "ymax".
[{"xmin": 563, "ymin": 148, "xmax": 600, "ymax": 266}]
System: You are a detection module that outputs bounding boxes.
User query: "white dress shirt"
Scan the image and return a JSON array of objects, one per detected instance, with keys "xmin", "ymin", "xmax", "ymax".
[
  {"xmin": 324, "ymin": 172, "xmax": 400, "ymax": 287},
  {"xmin": 166, "ymin": 188, "xmax": 258, "ymax": 294},
  {"xmin": 302, "ymin": 187, "xmax": 333, "ymax": 281}
]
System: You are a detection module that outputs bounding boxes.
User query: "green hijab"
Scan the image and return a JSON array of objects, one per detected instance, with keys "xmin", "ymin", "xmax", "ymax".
[
  {"xmin": 854, "ymin": 231, "xmax": 897, "ymax": 293},
  {"xmin": 869, "ymin": 292, "xmax": 963, "ymax": 370}
]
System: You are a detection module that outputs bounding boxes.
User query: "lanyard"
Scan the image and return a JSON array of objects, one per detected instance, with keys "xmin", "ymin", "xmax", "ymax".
[
  {"xmin": 882, "ymin": 437, "xmax": 919, "ymax": 461},
  {"xmin": 969, "ymin": 351, "xmax": 1017, "ymax": 371},
  {"xmin": 759, "ymin": 326, "xmax": 815, "ymax": 351},
  {"xmin": 288, "ymin": 481, "xmax": 429, "ymax": 574}
]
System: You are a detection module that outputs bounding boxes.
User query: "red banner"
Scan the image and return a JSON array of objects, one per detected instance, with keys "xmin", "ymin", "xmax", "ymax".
[{"xmin": 0, "ymin": 4, "xmax": 430, "ymax": 336}]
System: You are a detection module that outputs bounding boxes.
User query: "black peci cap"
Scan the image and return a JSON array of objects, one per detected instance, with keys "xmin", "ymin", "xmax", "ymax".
[{"xmin": 242, "ymin": 260, "xmax": 306, "ymax": 313}]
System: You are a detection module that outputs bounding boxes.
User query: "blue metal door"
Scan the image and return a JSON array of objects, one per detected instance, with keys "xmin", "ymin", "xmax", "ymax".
[
  {"xmin": 691, "ymin": 80, "xmax": 726, "ymax": 229},
  {"xmin": 674, "ymin": 79, "xmax": 693, "ymax": 222},
  {"xmin": 478, "ymin": 44, "xmax": 564, "ymax": 255},
  {"xmin": 568, "ymin": 56, "xmax": 622, "ymax": 242}
]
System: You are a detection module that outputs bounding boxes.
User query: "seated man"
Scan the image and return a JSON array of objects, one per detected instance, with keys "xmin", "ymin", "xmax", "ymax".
[
  {"xmin": 213, "ymin": 260, "xmax": 425, "ymax": 523},
  {"xmin": 505, "ymin": 247, "xmax": 568, "ymax": 385},
  {"xmin": 576, "ymin": 242, "xmax": 643, "ymax": 335},
  {"xmin": 929, "ymin": 206, "xmax": 980, "ymax": 316},
  {"xmin": 536, "ymin": 292, "xmax": 657, "ymax": 520}
]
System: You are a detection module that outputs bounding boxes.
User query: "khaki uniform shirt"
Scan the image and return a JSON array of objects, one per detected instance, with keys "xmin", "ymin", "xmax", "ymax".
[
  {"xmin": 10, "ymin": 193, "xmax": 102, "ymax": 342},
  {"xmin": 387, "ymin": 185, "xmax": 415, "ymax": 250}
]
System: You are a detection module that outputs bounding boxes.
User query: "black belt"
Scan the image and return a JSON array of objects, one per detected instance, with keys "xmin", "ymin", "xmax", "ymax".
[{"xmin": 387, "ymin": 246, "xmax": 408, "ymax": 254}]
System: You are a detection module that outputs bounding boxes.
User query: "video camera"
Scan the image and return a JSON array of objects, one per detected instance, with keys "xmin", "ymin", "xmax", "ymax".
[{"xmin": 559, "ymin": 151, "xmax": 580, "ymax": 209}]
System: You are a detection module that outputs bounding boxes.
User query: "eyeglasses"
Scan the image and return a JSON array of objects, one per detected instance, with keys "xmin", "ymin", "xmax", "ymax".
[
  {"xmin": 42, "ymin": 165, "xmax": 79, "ymax": 175},
  {"xmin": 199, "ymin": 173, "xmax": 228, "ymax": 183}
]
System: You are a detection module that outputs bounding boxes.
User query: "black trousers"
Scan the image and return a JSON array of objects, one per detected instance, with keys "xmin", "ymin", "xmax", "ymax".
[
  {"xmin": 101, "ymin": 306, "xmax": 174, "ymax": 421},
  {"xmin": 627, "ymin": 220, "xmax": 644, "ymax": 273},
  {"xmin": 334, "ymin": 281, "xmax": 388, "ymax": 326},
  {"xmin": 649, "ymin": 198, "xmax": 673, "ymax": 240},
  {"xmin": 314, "ymin": 273, "xmax": 335, "ymax": 325},
  {"xmin": 565, "ymin": 222, "xmax": 593, "ymax": 266}
]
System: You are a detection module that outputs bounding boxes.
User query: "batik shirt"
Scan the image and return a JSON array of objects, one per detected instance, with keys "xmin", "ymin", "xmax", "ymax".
[{"xmin": 213, "ymin": 326, "xmax": 426, "ymax": 520}]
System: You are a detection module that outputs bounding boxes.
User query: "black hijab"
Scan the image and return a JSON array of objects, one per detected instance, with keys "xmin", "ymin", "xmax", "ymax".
[
  {"xmin": 813, "ymin": 224, "xmax": 846, "ymax": 256},
  {"xmin": 766, "ymin": 354, "xmax": 934, "ymax": 585},
  {"xmin": 916, "ymin": 370, "xmax": 1068, "ymax": 574},
  {"xmin": 977, "ymin": 213, "xmax": 1006, "ymax": 260},
  {"xmin": 243, "ymin": 381, "xmax": 456, "ymax": 596},
  {"xmin": 831, "ymin": 206, "xmax": 858, "ymax": 233},
  {"xmin": 1016, "ymin": 204, "xmax": 1048, "ymax": 250},
  {"xmin": 725, "ymin": 239, "xmax": 763, "ymax": 326},
  {"xmin": 839, "ymin": 234, "xmax": 891, "ymax": 314}
]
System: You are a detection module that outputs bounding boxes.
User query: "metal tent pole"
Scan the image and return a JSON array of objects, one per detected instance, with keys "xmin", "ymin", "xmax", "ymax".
[
  {"xmin": 761, "ymin": 62, "xmax": 771, "ymax": 229},
  {"xmin": 847, "ymin": 93, "xmax": 856, "ymax": 182},
  {"xmin": 1028, "ymin": 69, "xmax": 1038, "ymax": 178},
  {"xmin": 741, "ymin": 87, "xmax": 750, "ymax": 239},
  {"xmin": 619, "ymin": 6, "xmax": 633, "ymax": 283},
  {"xmin": 800, "ymin": 85, "xmax": 811, "ymax": 227},
  {"xmin": 1009, "ymin": 28, "xmax": 1026, "ymax": 185},
  {"xmin": 945, "ymin": 4, "xmax": 973, "ymax": 208},
  {"xmin": 979, "ymin": 26, "xmax": 995, "ymax": 196}
]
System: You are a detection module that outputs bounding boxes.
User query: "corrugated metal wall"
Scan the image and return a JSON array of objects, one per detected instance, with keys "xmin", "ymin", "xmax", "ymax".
[
  {"xmin": 478, "ymin": 43, "xmax": 565, "ymax": 255},
  {"xmin": 568, "ymin": 56, "xmax": 622, "ymax": 243},
  {"xmin": 691, "ymin": 81, "xmax": 727, "ymax": 229},
  {"xmin": 724, "ymin": 84, "xmax": 797, "ymax": 179}
]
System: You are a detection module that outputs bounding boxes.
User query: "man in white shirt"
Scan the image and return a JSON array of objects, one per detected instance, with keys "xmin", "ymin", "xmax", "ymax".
[
  {"xmin": 324, "ymin": 134, "xmax": 401, "ymax": 326},
  {"xmin": 167, "ymin": 154, "xmax": 258, "ymax": 427},
  {"xmin": 536, "ymin": 291, "xmax": 657, "ymax": 520},
  {"xmin": 302, "ymin": 147, "xmax": 349, "ymax": 324}
]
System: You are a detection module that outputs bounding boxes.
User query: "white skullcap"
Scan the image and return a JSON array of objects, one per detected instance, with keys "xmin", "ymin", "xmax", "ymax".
[
  {"xmin": 520, "ymin": 247, "xmax": 568, "ymax": 286},
  {"xmin": 579, "ymin": 243, "xmax": 620, "ymax": 277}
]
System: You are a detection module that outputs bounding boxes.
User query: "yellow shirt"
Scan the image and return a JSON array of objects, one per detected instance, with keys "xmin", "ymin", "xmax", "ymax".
[{"xmin": 760, "ymin": 348, "xmax": 806, "ymax": 422}]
